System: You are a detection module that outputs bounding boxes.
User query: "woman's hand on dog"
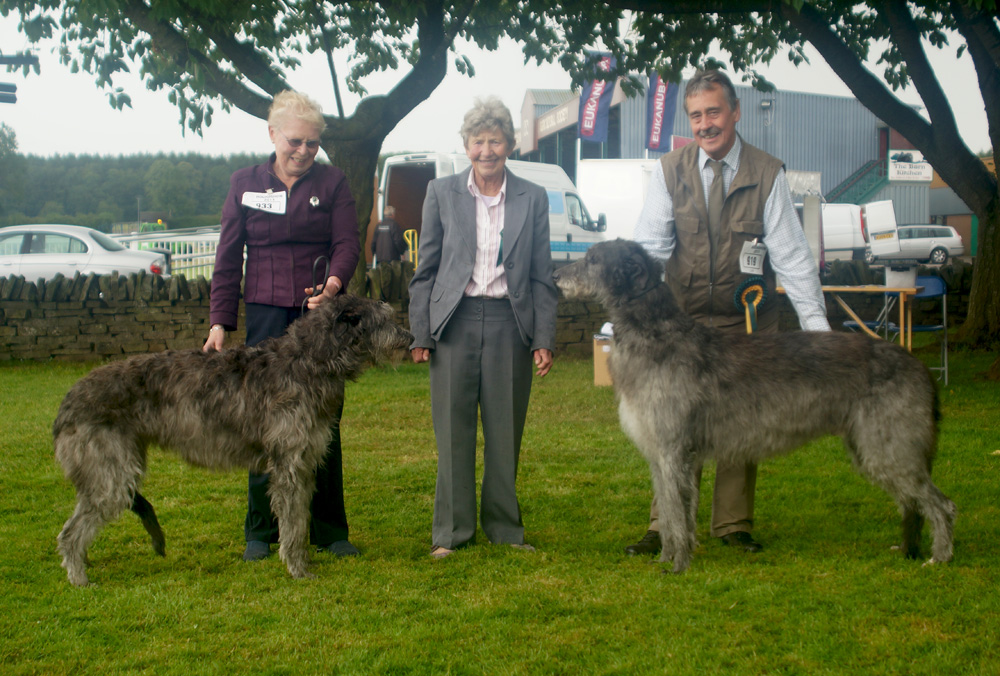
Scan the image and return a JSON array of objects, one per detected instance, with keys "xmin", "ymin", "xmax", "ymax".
[{"xmin": 203, "ymin": 326, "xmax": 225, "ymax": 352}]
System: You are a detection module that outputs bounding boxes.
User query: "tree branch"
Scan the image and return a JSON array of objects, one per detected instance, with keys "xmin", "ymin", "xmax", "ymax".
[
  {"xmin": 118, "ymin": 0, "xmax": 279, "ymax": 120},
  {"xmin": 952, "ymin": 0, "xmax": 1000, "ymax": 167},
  {"xmin": 344, "ymin": 0, "xmax": 458, "ymax": 143},
  {"xmin": 780, "ymin": 1, "xmax": 995, "ymax": 213},
  {"xmin": 882, "ymin": 0, "xmax": 960, "ymax": 143}
]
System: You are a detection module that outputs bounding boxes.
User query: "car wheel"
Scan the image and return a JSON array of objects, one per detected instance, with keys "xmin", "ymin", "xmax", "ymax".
[
  {"xmin": 929, "ymin": 247, "xmax": 948, "ymax": 265},
  {"xmin": 864, "ymin": 248, "xmax": 875, "ymax": 264}
]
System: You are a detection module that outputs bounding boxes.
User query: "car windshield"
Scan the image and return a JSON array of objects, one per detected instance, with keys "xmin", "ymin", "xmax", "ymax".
[{"xmin": 90, "ymin": 231, "xmax": 127, "ymax": 252}]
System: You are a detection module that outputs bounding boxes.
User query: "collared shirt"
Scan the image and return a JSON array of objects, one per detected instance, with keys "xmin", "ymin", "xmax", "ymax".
[
  {"xmin": 633, "ymin": 136, "xmax": 830, "ymax": 331},
  {"xmin": 464, "ymin": 169, "xmax": 509, "ymax": 298}
]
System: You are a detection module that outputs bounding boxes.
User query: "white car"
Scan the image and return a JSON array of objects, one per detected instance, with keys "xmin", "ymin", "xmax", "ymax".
[
  {"xmin": 866, "ymin": 224, "xmax": 964, "ymax": 265},
  {"xmin": 0, "ymin": 224, "xmax": 168, "ymax": 280}
]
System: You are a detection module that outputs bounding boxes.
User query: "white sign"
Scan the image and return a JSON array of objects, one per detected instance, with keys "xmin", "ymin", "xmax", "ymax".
[
  {"xmin": 241, "ymin": 190, "xmax": 287, "ymax": 214},
  {"xmin": 888, "ymin": 149, "xmax": 933, "ymax": 182}
]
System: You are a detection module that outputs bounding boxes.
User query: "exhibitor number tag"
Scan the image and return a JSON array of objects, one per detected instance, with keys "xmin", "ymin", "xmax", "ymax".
[
  {"xmin": 740, "ymin": 239, "xmax": 767, "ymax": 275},
  {"xmin": 241, "ymin": 190, "xmax": 287, "ymax": 214}
]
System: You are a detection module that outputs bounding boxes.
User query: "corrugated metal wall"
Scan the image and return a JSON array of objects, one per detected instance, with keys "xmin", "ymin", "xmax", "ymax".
[
  {"xmin": 869, "ymin": 183, "xmax": 931, "ymax": 224},
  {"xmin": 536, "ymin": 78, "xmax": 929, "ymax": 220}
]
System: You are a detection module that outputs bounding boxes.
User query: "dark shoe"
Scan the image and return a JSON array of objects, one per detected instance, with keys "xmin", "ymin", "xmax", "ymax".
[
  {"xmin": 720, "ymin": 531, "xmax": 763, "ymax": 553},
  {"xmin": 243, "ymin": 540, "xmax": 271, "ymax": 562},
  {"xmin": 320, "ymin": 540, "xmax": 360, "ymax": 557},
  {"xmin": 625, "ymin": 530, "xmax": 661, "ymax": 556}
]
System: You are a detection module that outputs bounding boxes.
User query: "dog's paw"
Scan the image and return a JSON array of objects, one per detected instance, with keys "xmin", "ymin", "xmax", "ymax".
[
  {"xmin": 922, "ymin": 557, "xmax": 948, "ymax": 567},
  {"xmin": 67, "ymin": 574, "xmax": 91, "ymax": 587}
]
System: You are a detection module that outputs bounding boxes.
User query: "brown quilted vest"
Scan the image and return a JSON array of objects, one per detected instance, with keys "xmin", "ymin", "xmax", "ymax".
[{"xmin": 660, "ymin": 138, "xmax": 784, "ymax": 319}]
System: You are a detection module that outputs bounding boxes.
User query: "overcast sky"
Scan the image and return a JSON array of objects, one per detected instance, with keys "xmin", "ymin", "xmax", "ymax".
[{"xmin": 0, "ymin": 14, "xmax": 991, "ymax": 161}]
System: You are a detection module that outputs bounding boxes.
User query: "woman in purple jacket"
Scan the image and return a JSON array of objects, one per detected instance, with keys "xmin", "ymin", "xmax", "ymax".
[{"xmin": 203, "ymin": 90, "xmax": 361, "ymax": 561}]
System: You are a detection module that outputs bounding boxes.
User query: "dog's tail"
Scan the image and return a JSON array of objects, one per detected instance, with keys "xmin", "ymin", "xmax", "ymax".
[{"xmin": 130, "ymin": 492, "xmax": 166, "ymax": 557}]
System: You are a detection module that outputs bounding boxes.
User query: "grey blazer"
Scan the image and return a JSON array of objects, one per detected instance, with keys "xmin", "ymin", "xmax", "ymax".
[{"xmin": 408, "ymin": 166, "xmax": 558, "ymax": 352}]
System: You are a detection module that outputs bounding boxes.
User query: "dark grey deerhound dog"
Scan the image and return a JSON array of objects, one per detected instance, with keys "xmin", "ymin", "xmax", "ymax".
[
  {"xmin": 555, "ymin": 239, "xmax": 955, "ymax": 573},
  {"xmin": 54, "ymin": 294, "xmax": 412, "ymax": 586}
]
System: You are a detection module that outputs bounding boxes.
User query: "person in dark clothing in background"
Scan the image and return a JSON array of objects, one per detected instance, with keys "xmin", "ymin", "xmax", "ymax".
[{"xmin": 371, "ymin": 205, "xmax": 408, "ymax": 265}]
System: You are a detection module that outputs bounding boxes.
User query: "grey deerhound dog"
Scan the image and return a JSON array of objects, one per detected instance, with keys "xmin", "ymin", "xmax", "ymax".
[
  {"xmin": 555, "ymin": 239, "xmax": 955, "ymax": 573},
  {"xmin": 54, "ymin": 294, "xmax": 412, "ymax": 585}
]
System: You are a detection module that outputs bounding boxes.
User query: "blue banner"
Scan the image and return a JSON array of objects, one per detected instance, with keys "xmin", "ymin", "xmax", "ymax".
[
  {"xmin": 578, "ymin": 53, "xmax": 617, "ymax": 144},
  {"xmin": 645, "ymin": 73, "xmax": 679, "ymax": 152}
]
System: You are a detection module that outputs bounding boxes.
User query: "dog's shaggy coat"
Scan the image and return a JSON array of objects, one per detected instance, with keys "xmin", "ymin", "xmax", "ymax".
[
  {"xmin": 555, "ymin": 239, "xmax": 955, "ymax": 573},
  {"xmin": 54, "ymin": 294, "xmax": 412, "ymax": 585}
]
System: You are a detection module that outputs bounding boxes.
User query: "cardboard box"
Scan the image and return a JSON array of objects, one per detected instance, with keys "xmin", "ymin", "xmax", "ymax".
[{"xmin": 593, "ymin": 335, "xmax": 613, "ymax": 386}]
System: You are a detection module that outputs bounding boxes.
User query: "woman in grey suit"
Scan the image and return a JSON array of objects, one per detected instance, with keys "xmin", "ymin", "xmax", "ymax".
[{"xmin": 408, "ymin": 97, "xmax": 558, "ymax": 559}]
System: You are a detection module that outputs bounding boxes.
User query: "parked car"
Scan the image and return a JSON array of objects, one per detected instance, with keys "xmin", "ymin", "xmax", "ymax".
[
  {"xmin": 0, "ymin": 224, "xmax": 168, "ymax": 279},
  {"xmin": 865, "ymin": 224, "xmax": 964, "ymax": 265}
]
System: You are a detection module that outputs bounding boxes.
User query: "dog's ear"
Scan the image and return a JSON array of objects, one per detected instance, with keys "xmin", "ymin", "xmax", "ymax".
[
  {"xmin": 626, "ymin": 251, "xmax": 650, "ymax": 290},
  {"xmin": 335, "ymin": 299, "xmax": 364, "ymax": 327}
]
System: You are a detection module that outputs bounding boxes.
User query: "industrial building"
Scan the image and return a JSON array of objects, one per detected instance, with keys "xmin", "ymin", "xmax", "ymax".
[{"xmin": 511, "ymin": 77, "xmax": 958, "ymax": 245}]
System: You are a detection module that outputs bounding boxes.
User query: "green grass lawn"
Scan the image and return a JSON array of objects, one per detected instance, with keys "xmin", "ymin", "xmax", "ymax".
[{"xmin": 1, "ymin": 345, "xmax": 998, "ymax": 675}]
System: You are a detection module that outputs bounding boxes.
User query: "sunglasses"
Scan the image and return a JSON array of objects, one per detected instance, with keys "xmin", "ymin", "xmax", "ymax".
[{"xmin": 278, "ymin": 129, "xmax": 321, "ymax": 149}]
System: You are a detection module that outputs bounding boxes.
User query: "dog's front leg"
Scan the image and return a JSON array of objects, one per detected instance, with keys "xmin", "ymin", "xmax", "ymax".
[
  {"xmin": 267, "ymin": 459, "xmax": 317, "ymax": 579},
  {"xmin": 651, "ymin": 451, "xmax": 698, "ymax": 574}
]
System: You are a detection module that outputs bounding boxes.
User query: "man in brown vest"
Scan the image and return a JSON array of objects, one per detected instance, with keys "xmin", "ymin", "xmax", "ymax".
[{"xmin": 628, "ymin": 69, "xmax": 830, "ymax": 556}]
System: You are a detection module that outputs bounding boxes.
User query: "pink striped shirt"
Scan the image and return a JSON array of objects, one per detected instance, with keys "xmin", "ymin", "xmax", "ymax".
[{"xmin": 464, "ymin": 170, "xmax": 508, "ymax": 298}]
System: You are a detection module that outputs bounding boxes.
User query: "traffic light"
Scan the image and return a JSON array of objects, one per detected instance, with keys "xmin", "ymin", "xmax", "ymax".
[{"xmin": 0, "ymin": 82, "xmax": 15, "ymax": 105}]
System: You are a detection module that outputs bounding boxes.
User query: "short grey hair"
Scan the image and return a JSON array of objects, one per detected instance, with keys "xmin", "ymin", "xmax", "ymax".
[
  {"xmin": 460, "ymin": 96, "xmax": 516, "ymax": 149},
  {"xmin": 268, "ymin": 90, "xmax": 326, "ymax": 133},
  {"xmin": 684, "ymin": 69, "xmax": 739, "ymax": 114}
]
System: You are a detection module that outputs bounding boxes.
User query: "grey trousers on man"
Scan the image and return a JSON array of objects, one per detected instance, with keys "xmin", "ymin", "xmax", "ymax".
[
  {"xmin": 429, "ymin": 297, "xmax": 534, "ymax": 549},
  {"xmin": 647, "ymin": 307, "xmax": 777, "ymax": 537}
]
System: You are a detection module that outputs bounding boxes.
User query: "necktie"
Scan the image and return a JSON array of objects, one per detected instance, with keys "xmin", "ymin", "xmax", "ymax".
[{"xmin": 707, "ymin": 159, "xmax": 725, "ymax": 278}]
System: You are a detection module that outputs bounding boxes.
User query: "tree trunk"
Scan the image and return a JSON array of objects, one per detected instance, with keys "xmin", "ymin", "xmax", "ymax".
[
  {"xmin": 956, "ymin": 195, "xmax": 1000, "ymax": 351},
  {"xmin": 327, "ymin": 139, "xmax": 382, "ymax": 296}
]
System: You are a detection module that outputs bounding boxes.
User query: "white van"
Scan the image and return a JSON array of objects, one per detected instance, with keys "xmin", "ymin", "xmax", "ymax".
[
  {"xmin": 378, "ymin": 153, "xmax": 606, "ymax": 263},
  {"xmin": 820, "ymin": 203, "xmax": 867, "ymax": 261},
  {"xmin": 576, "ymin": 159, "xmax": 660, "ymax": 241}
]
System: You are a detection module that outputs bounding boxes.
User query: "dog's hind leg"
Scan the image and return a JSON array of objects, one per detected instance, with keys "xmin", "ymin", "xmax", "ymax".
[
  {"xmin": 900, "ymin": 503, "xmax": 924, "ymax": 560},
  {"xmin": 58, "ymin": 498, "xmax": 106, "ymax": 587},
  {"xmin": 130, "ymin": 492, "xmax": 165, "ymax": 557},
  {"xmin": 849, "ymin": 440, "xmax": 955, "ymax": 565},
  {"xmin": 890, "ymin": 481, "xmax": 954, "ymax": 565},
  {"xmin": 56, "ymin": 431, "xmax": 141, "ymax": 586},
  {"xmin": 914, "ymin": 482, "xmax": 955, "ymax": 565},
  {"xmin": 268, "ymin": 459, "xmax": 317, "ymax": 579}
]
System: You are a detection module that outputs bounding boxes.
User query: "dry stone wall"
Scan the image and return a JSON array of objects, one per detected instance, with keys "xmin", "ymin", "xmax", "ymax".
[{"xmin": 0, "ymin": 260, "xmax": 974, "ymax": 363}]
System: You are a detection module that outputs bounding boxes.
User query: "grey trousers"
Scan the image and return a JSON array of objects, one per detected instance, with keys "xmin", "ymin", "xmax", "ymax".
[{"xmin": 429, "ymin": 297, "xmax": 533, "ymax": 549}]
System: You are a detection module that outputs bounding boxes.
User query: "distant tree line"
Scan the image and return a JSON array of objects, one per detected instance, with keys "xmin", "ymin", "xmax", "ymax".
[
  {"xmin": 0, "ymin": 126, "xmax": 400, "ymax": 233},
  {"xmin": 0, "ymin": 141, "xmax": 269, "ymax": 231}
]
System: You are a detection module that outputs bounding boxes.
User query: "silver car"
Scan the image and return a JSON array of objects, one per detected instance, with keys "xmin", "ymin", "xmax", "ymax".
[
  {"xmin": 866, "ymin": 224, "xmax": 964, "ymax": 265},
  {"xmin": 0, "ymin": 224, "xmax": 168, "ymax": 280}
]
